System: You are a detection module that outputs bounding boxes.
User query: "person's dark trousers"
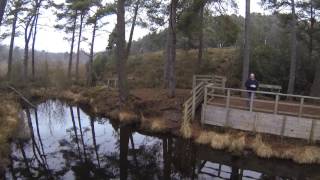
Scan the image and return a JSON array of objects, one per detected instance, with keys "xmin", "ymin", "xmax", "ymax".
[{"xmin": 247, "ymin": 92, "xmax": 254, "ymax": 109}]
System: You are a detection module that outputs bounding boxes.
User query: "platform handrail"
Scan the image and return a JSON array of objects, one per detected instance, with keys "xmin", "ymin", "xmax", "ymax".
[
  {"xmin": 204, "ymin": 84, "xmax": 320, "ymax": 119},
  {"xmin": 206, "ymin": 84, "xmax": 320, "ymax": 101}
]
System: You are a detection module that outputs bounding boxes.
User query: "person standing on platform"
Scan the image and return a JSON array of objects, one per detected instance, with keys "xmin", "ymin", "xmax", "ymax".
[{"xmin": 245, "ymin": 73, "xmax": 259, "ymax": 108}]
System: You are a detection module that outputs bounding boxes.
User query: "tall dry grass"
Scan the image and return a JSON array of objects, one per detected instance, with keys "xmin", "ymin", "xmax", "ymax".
[
  {"xmin": 140, "ymin": 113, "xmax": 168, "ymax": 132},
  {"xmin": 194, "ymin": 129, "xmax": 320, "ymax": 164},
  {"xmin": 0, "ymin": 97, "xmax": 20, "ymax": 167}
]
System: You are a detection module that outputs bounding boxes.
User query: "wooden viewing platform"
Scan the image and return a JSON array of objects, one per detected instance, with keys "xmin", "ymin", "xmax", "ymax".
[{"xmin": 201, "ymin": 84, "xmax": 320, "ymax": 142}]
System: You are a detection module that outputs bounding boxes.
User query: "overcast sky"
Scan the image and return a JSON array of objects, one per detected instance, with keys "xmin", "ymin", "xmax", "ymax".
[{"xmin": 0, "ymin": 0, "xmax": 265, "ymax": 53}]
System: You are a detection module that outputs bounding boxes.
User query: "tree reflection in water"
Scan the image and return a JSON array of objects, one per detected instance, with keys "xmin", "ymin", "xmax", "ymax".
[{"xmin": 5, "ymin": 100, "xmax": 320, "ymax": 180}]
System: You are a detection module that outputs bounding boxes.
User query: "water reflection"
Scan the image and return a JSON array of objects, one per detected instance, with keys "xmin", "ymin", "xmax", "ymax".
[{"xmin": 4, "ymin": 100, "xmax": 320, "ymax": 180}]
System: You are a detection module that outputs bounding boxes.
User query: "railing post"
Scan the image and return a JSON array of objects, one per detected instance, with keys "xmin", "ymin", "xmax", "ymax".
[
  {"xmin": 192, "ymin": 84, "xmax": 196, "ymax": 120},
  {"xmin": 309, "ymin": 119, "xmax": 315, "ymax": 144},
  {"xmin": 249, "ymin": 91, "xmax": 254, "ymax": 112},
  {"xmin": 299, "ymin": 98, "xmax": 304, "ymax": 118},
  {"xmin": 192, "ymin": 75, "xmax": 196, "ymax": 89},
  {"xmin": 226, "ymin": 89, "xmax": 230, "ymax": 109},
  {"xmin": 274, "ymin": 94, "xmax": 279, "ymax": 114},
  {"xmin": 204, "ymin": 86, "xmax": 208, "ymax": 106},
  {"xmin": 225, "ymin": 89, "xmax": 231, "ymax": 127},
  {"xmin": 280, "ymin": 116, "xmax": 287, "ymax": 143}
]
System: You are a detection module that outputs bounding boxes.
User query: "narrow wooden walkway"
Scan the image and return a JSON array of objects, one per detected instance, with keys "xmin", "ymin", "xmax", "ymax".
[{"xmin": 202, "ymin": 84, "xmax": 320, "ymax": 142}]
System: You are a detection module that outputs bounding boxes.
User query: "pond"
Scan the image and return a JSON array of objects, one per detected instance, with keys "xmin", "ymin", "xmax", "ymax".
[{"xmin": 4, "ymin": 100, "xmax": 320, "ymax": 180}]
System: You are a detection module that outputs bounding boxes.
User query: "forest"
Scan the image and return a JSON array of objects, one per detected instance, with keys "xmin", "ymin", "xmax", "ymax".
[{"xmin": 0, "ymin": 0, "xmax": 319, "ymax": 97}]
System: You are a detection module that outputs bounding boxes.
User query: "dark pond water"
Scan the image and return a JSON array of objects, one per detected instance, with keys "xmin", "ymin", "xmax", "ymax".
[{"xmin": 4, "ymin": 100, "xmax": 320, "ymax": 180}]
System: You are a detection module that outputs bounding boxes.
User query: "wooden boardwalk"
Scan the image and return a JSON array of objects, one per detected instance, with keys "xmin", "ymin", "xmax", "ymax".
[{"xmin": 201, "ymin": 84, "xmax": 320, "ymax": 142}]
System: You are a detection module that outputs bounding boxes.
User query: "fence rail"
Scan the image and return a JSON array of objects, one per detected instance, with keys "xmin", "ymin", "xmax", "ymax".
[
  {"xmin": 104, "ymin": 78, "xmax": 118, "ymax": 89},
  {"xmin": 183, "ymin": 75, "xmax": 227, "ymax": 124},
  {"xmin": 202, "ymin": 84, "xmax": 320, "ymax": 142},
  {"xmin": 193, "ymin": 74, "xmax": 226, "ymax": 89},
  {"xmin": 204, "ymin": 84, "xmax": 320, "ymax": 119}
]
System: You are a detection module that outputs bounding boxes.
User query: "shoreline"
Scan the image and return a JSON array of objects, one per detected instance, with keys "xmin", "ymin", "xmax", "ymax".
[{"xmin": 0, "ymin": 85, "xmax": 320, "ymax": 173}]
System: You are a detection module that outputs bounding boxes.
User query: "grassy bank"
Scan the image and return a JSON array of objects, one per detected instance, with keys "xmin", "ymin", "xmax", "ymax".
[
  {"xmin": 103, "ymin": 48, "xmax": 240, "ymax": 88},
  {"xmin": 0, "ymin": 93, "xmax": 20, "ymax": 170}
]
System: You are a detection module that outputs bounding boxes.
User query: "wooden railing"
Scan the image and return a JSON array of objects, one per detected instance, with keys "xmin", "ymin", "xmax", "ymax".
[
  {"xmin": 183, "ymin": 96, "xmax": 193, "ymax": 124},
  {"xmin": 104, "ymin": 78, "xmax": 118, "ymax": 89},
  {"xmin": 193, "ymin": 74, "xmax": 226, "ymax": 89},
  {"xmin": 259, "ymin": 84, "xmax": 282, "ymax": 93},
  {"xmin": 183, "ymin": 75, "xmax": 227, "ymax": 124},
  {"xmin": 192, "ymin": 82, "xmax": 205, "ymax": 119},
  {"xmin": 204, "ymin": 84, "xmax": 320, "ymax": 119},
  {"xmin": 183, "ymin": 82, "xmax": 205, "ymax": 123}
]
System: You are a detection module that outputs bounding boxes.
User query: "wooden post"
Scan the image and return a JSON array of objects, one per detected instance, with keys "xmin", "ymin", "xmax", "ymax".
[
  {"xmin": 226, "ymin": 89, "xmax": 230, "ymax": 109},
  {"xmin": 299, "ymin": 97, "xmax": 304, "ymax": 118},
  {"xmin": 309, "ymin": 119, "xmax": 315, "ymax": 144},
  {"xmin": 225, "ymin": 89, "xmax": 231, "ymax": 127},
  {"xmin": 201, "ymin": 104, "xmax": 204, "ymax": 125},
  {"xmin": 202, "ymin": 86, "xmax": 208, "ymax": 125},
  {"xmin": 222, "ymin": 77, "xmax": 226, "ymax": 88},
  {"xmin": 192, "ymin": 75, "xmax": 196, "ymax": 89},
  {"xmin": 253, "ymin": 113, "xmax": 258, "ymax": 133},
  {"xmin": 280, "ymin": 116, "xmax": 287, "ymax": 143},
  {"xmin": 274, "ymin": 94, "xmax": 279, "ymax": 114},
  {"xmin": 249, "ymin": 92, "xmax": 254, "ymax": 112},
  {"xmin": 192, "ymin": 84, "xmax": 196, "ymax": 120},
  {"xmin": 204, "ymin": 86, "xmax": 208, "ymax": 106}
]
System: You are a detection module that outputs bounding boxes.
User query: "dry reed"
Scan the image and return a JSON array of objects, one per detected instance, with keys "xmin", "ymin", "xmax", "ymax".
[
  {"xmin": 180, "ymin": 119, "xmax": 192, "ymax": 138},
  {"xmin": 250, "ymin": 134, "xmax": 274, "ymax": 158},
  {"xmin": 119, "ymin": 111, "xmax": 138, "ymax": 124}
]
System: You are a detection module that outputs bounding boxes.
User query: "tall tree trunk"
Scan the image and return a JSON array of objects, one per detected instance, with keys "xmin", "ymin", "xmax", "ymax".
[
  {"xmin": 88, "ymin": 17, "xmax": 97, "ymax": 86},
  {"xmin": 31, "ymin": 12, "xmax": 40, "ymax": 81},
  {"xmin": 7, "ymin": 11, "xmax": 18, "ymax": 80},
  {"xmin": 287, "ymin": 0, "xmax": 297, "ymax": 94},
  {"xmin": 0, "ymin": 0, "xmax": 7, "ymax": 27},
  {"xmin": 126, "ymin": 0, "xmax": 140, "ymax": 58},
  {"xmin": 241, "ymin": 0, "xmax": 251, "ymax": 90},
  {"xmin": 116, "ymin": 0, "xmax": 129, "ymax": 102},
  {"xmin": 311, "ymin": 60, "xmax": 320, "ymax": 97},
  {"xmin": 164, "ymin": 31, "xmax": 170, "ymax": 88},
  {"xmin": 76, "ymin": 12, "xmax": 84, "ymax": 82},
  {"xmin": 68, "ymin": 11, "xmax": 78, "ymax": 79},
  {"xmin": 166, "ymin": 0, "xmax": 178, "ymax": 98},
  {"xmin": 197, "ymin": 2, "xmax": 204, "ymax": 72},
  {"xmin": 23, "ymin": 17, "xmax": 36, "ymax": 81},
  {"xmin": 309, "ymin": 1, "xmax": 314, "ymax": 63}
]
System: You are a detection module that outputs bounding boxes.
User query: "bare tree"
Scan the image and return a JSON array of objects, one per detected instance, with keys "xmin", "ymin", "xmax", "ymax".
[
  {"xmin": 23, "ymin": 13, "xmax": 36, "ymax": 81},
  {"xmin": 241, "ymin": 0, "xmax": 251, "ymax": 90},
  {"xmin": 116, "ymin": 0, "xmax": 129, "ymax": 102},
  {"xmin": 68, "ymin": 11, "xmax": 78, "ymax": 79},
  {"xmin": 31, "ymin": 0, "xmax": 43, "ymax": 81},
  {"xmin": 165, "ymin": 0, "xmax": 178, "ymax": 98},
  {"xmin": 287, "ymin": 0, "xmax": 297, "ymax": 94},
  {"xmin": 126, "ymin": 0, "xmax": 140, "ymax": 57},
  {"xmin": 75, "ymin": 12, "xmax": 85, "ymax": 81},
  {"xmin": 7, "ymin": 0, "xmax": 23, "ymax": 80}
]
